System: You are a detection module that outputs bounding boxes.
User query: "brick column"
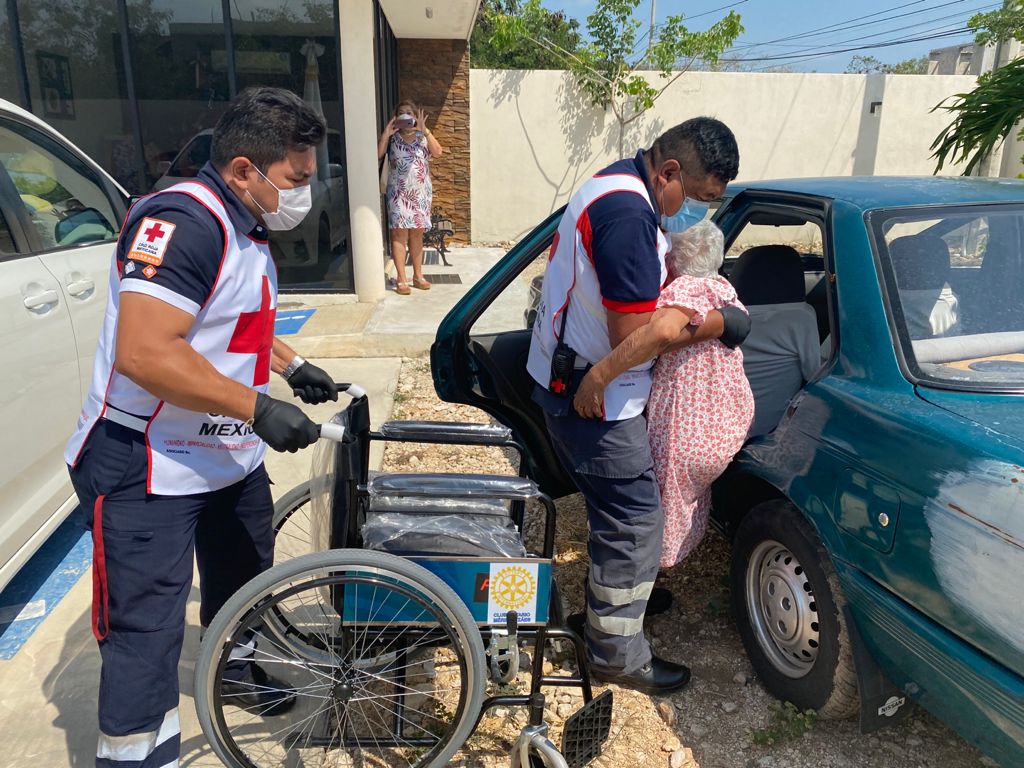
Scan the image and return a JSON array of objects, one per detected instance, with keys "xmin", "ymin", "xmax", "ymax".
[{"xmin": 398, "ymin": 39, "xmax": 470, "ymax": 244}]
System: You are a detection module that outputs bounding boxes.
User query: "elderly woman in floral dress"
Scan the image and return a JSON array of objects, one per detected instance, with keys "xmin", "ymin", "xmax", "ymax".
[
  {"xmin": 574, "ymin": 221, "xmax": 754, "ymax": 567},
  {"xmin": 377, "ymin": 99, "xmax": 443, "ymax": 295}
]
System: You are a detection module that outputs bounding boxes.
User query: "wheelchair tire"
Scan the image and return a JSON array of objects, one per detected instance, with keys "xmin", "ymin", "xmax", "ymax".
[
  {"xmin": 271, "ymin": 480, "xmax": 313, "ymax": 564},
  {"xmin": 196, "ymin": 549, "xmax": 486, "ymax": 768}
]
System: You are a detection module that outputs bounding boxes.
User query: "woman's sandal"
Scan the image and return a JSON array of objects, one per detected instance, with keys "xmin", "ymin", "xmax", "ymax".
[
  {"xmin": 395, "ymin": 282, "xmax": 411, "ymax": 295},
  {"xmin": 412, "ymin": 277, "xmax": 432, "ymax": 291}
]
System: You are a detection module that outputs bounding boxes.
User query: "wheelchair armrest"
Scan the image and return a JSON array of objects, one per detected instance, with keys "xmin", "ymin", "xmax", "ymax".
[
  {"xmin": 367, "ymin": 472, "xmax": 540, "ymax": 501},
  {"xmin": 379, "ymin": 420, "xmax": 513, "ymax": 446}
]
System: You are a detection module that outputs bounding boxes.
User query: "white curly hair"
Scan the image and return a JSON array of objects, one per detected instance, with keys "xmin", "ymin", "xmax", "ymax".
[{"xmin": 669, "ymin": 220, "xmax": 725, "ymax": 279}]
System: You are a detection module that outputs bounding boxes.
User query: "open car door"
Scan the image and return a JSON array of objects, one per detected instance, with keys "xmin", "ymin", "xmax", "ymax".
[{"xmin": 431, "ymin": 209, "xmax": 576, "ymax": 498}]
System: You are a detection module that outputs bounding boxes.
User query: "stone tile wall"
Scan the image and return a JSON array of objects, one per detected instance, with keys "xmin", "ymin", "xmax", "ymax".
[{"xmin": 397, "ymin": 39, "xmax": 470, "ymax": 243}]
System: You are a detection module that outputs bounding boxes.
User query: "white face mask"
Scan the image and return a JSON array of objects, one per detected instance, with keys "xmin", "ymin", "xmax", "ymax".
[{"xmin": 248, "ymin": 166, "xmax": 312, "ymax": 231}]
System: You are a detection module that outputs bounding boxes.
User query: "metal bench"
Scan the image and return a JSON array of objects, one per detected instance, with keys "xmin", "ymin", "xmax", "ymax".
[{"xmin": 424, "ymin": 209, "xmax": 455, "ymax": 266}]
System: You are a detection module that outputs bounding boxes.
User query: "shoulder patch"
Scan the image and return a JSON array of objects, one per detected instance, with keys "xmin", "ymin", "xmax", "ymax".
[{"xmin": 127, "ymin": 217, "xmax": 176, "ymax": 266}]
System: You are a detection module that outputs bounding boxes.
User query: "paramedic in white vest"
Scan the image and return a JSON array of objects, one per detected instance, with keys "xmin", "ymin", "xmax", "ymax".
[
  {"xmin": 527, "ymin": 117, "xmax": 743, "ymax": 694},
  {"xmin": 64, "ymin": 87, "xmax": 338, "ymax": 768}
]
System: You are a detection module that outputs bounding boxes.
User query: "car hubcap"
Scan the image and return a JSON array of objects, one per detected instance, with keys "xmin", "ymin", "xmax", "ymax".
[{"xmin": 745, "ymin": 541, "xmax": 820, "ymax": 678}]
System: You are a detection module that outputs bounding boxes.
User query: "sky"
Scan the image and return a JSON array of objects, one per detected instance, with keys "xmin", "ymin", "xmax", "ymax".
[{"xmin": 551, "ymin": 0, "xmax": 994, "ymax": 72}]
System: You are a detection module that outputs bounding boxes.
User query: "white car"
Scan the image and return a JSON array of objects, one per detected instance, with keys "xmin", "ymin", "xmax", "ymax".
[{"xmin": 0, "ymin": 98, "xmax": 128, "ymax": 592}]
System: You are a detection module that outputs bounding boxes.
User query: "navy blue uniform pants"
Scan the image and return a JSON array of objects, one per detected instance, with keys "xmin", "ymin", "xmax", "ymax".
[
  {"xmin": 537, "ymin": 388, "xmax": 662, "ymax": 675},
  {"xmin": 68, "ymin": 418, "xmax": 274, "ymax": 768}
]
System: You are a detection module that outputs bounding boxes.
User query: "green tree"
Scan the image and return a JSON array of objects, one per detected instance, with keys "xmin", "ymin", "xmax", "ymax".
[
  {"xmin": 490, "ymin": 0, "xmax": 743, "ymax": 155},
  {"xmin": 932, "ymin": 1, "xmax": 1024, "ymax": 174},
  {"xmin": 887, "ymin": 56, "xmax": 929, "ymax": 74},
  {"xmin": 846, "ymin": 55, "xmax": 886, "ymax": 73},
  {"xmin": 845, "ymin": 54, "xmax": 928, "ymax": 74},
  {"xmin": 970, "ymin": 1, "xmax": 1024, "ymax": 45},
  {"xmin": 470, "ymin": 0, "xmax": 582, "ymax": 69}
]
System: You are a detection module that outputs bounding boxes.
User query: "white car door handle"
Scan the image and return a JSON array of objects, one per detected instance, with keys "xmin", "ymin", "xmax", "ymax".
[
  {"xmin": 67, "ymin": 279, "xmax": 95, "ymax": 297},
  {"xmin": 23, "ymin": 289, "xmax": 59, "ymax": 309}
]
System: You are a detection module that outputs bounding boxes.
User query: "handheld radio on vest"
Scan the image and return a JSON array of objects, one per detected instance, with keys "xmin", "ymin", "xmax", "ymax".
[{"xmin": 548, "ymin": 302, "xmax": 577, "ymax": 396}]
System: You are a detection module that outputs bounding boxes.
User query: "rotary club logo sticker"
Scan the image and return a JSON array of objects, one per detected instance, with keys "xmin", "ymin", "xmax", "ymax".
[{"xmin": 487, "ymin": 563, "xmax": 539, "ymax": 624}]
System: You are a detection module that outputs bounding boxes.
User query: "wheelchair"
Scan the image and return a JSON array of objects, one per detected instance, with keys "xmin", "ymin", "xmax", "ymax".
[{"xmin": 194, "ymin": 385, "xmax": 613, "ymax": 768}]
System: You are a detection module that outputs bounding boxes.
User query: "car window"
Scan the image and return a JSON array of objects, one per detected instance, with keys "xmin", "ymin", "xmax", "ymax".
[
  {"xmin": 0, "ymin": 119, "xmax": 118, "ymax": 253},
  {"xmin": 726, "ymin": 218, "xmax": 824, "ymax": 260},
  {"xmin": 873, "ymin": 204, "xmax": 1024, "ymax": 389},
  {"xmin": 168, "ymin": 134, "xmax": 212, "ymax": 178},
  {"xmin": 0, "ymin": 208, "xmax": 15, "ymax": 256},
  {"xmin": 723, "ymin": 213, "xmax": 829, "ymax": 330}
]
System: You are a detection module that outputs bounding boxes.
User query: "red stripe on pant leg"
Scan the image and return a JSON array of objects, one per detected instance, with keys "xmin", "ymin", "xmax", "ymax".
[{"xmin": 91, "ymin": 495, "xmax": 110, "ymax": 642}]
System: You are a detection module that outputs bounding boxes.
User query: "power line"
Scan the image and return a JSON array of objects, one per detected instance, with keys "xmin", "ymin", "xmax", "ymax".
[
  {"xmin": 735, "ymin": 0, "xmax": 934, "ymax": 49},
  {"xmin": 730, "ymin": 0, "xmax": 989, "ymax": 53},
  {"xmin": 731, "ymin": 2, "xmax": 997, "ymax": 58},
  {"xmin": 735, "ymin": 26, "xmax": 973, "ymax": 68},
  {"xmin": 636, "ymin": 0, "xmax": 986, "ymax": 68}
]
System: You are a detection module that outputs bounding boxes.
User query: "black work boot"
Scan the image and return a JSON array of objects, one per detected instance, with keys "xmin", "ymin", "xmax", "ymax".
[{"xmin": 591, "ymin": 655, "xmax": 692, "ymax": 695}]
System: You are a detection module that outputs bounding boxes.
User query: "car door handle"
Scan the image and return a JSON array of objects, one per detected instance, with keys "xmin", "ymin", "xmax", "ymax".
[
  {"xmin": 23, "ymin": 289, "xmax": 59, "ymax": 309},
  {"xmin": 66, "ymin": 278, "xmax": 95, "ymax": 298}
]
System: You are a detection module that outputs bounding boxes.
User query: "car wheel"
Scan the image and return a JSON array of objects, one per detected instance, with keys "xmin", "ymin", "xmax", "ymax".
[{"xmin": 731, "ymin": 499, "xmax": 858, "ymax": 719}]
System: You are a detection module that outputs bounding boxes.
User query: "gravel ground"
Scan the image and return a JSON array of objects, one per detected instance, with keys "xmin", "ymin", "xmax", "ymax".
[{"xmin": 380, "ymin": 356, "xmax": 995, "ymax": 768}]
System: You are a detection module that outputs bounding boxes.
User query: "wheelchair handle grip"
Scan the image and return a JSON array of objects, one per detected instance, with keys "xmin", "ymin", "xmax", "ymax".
[
  {"xmin": 335, "ymin": 382, "xmax": 367, "ymax": 399},
  {"xmin": 318, "ymin": 422, "xmax": 348, "ymax": 442}
]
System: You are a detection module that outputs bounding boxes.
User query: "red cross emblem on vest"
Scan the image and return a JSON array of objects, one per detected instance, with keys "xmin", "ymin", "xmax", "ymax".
[{"xmin": 228, "ymin": 275, "xmax": 276, "ymax": 386}]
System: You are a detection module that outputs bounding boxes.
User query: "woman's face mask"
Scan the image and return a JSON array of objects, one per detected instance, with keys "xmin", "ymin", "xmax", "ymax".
[{"xmin": 248, "ymin": 166, "xmax": 313, "ymax": 231}]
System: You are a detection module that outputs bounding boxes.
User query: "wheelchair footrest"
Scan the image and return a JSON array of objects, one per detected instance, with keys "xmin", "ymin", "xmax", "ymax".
[{"xmin": 561, "ymin": 689, "xmax": 613, "ymax": 768}]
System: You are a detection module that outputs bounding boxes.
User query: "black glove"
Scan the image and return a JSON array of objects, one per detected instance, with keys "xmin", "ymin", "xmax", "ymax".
[
  {"xmin": 251, "ymin": 393, "xmax": 319, "ymax": 453},
  {"xmin": 719, "ymin": 305, "xmax": 751, "ymax": 349},
  {"xmin": 286, "ymin": 361, "xmax": 338, "ymax": 404}
]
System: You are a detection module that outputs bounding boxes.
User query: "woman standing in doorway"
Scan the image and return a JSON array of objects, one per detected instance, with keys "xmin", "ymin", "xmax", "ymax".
[{"xmin": 378, "ymin": 100, "xmax": 444, "ymax": 295}]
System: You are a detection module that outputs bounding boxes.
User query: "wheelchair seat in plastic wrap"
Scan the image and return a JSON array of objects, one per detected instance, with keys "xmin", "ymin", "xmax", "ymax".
[
  {"xmin": 307, "ymin": 412, "xmax": 529, "ymax": 558},
  {"xmin": 363, "ymin": 485, "xmax": 527, "ymax": 558}
]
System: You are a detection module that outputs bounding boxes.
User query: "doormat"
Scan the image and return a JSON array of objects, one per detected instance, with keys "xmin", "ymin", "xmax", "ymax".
[
  {"xmin": 405, "ymin": 249, "xmax": 442, "ymax": 266},
  {"xmin": 421, "ymin": 273, "xmax": 462, "ymax": 284}
]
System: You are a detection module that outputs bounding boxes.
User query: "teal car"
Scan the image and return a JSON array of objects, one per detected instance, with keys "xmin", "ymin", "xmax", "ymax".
[{"xmin": 431, "ymin": 177, "xmax": 1024, "ymax": 766}]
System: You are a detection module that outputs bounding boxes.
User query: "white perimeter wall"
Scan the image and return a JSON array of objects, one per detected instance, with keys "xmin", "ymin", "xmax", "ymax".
[{"xmin": 470, "ymin": 69, "xmax": 991, "ymax": 242}]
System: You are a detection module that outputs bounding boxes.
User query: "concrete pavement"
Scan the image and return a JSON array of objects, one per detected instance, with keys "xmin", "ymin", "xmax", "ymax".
[{"xmin": 286, "ymin": 246, "xmax": 507, "ymax": 357}]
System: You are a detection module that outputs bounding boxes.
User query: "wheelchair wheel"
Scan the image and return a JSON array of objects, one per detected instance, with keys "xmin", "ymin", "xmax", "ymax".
[
  {"xmin": 272, "ymin": 480, "xmax": 314, "ymax": 564},
  {"xmin": 196, "ymin": 549, "xmax": 486, "ymax": 768}
]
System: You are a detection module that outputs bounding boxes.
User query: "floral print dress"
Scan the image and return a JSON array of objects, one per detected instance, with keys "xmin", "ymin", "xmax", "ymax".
[
  {"xmin": 646, "ymin": 275, "xmax": 755, "ymax": 568},
  {"xmin": 385, "ymin": 131, "xmax": 433, "ymax": 230}
]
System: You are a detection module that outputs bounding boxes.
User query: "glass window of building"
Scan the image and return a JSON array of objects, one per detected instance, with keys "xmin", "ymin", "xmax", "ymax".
[
  {"xmin": 1, "ymin": 6, "xmax": 23, "ymax": 106},
  {"xmin": 127, "ymin": 1, "xmax": 230, "ymax": 194},
  {"xmin": 4, "ymin": 0, "xmax": 354, "ymax": 292},
  {"xmin": 231, "ymin": 0, "xmax": 351, "ymax": 291},
  {"xmin": 12, "ymin": 0, "xmax": 138, "ymax": 192}
]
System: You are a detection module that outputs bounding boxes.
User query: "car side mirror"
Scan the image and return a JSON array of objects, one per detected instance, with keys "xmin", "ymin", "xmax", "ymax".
[{"xmin": 55, "ymin": 207, "xmax": 116, "ymax": 245}]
